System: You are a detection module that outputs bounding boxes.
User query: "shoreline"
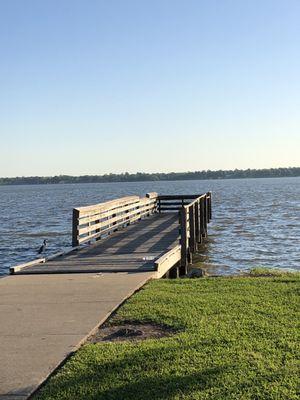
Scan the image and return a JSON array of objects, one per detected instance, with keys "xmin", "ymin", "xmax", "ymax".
[{"xmin": 1, "ymin": 168, "xmax": 299, "ymax": 186}]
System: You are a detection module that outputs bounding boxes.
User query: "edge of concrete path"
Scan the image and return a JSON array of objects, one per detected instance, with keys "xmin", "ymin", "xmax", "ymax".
[{"xmin": 26, "ymin": 271, "xmax": 155, "ymax": 400}]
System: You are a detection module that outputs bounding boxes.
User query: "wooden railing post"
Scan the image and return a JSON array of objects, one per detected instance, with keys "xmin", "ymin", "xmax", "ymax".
[
  {"xmin": 95, "ymin": 216, "xmax": 101, "ymax": 241},
  {"xmin": 146, "ymin": 192, "xmax": 158, "ymax": 215},
  {"xmin": 189, "ymin": 204, "xmax": 197, "ymax": 254},
  {"xmin": 207, "ymin": 192, "xmax": 212, "ymax": 221},
  {"xmin": 195, "ymin": 200, "xmax": 201, "ymax": 244},
  {"xmin": 137, "ymin": 204, "xmax": 141, "ymax": 220},
  {"xmin": 205, "ymin": 194, "xmax": 209, "ymax": 224},
  {"xmin": 72, "ymin": 209, "xmax": 80, "ymax": 247},
  {"xmin": 200, "ymin": 197, "xmax": 206, "ymax": 238},
  {"xmin": 204, "ymin": 196, "xmax": 208, "ymax": 235},
  {"xmin": 180, "ymin": 207, "xmax": 188, "ymax": 275},
  {"xmin": 112, "ymin": 213, "xmax": 118, "ymax": 232}
]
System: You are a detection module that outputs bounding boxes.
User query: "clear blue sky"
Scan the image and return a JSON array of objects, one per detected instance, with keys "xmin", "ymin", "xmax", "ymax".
[{"xmin": 1, "ymin": 0, "xmax": 299, "ymax": 177}]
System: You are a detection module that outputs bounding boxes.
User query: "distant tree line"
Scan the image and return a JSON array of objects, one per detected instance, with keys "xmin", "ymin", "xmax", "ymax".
[{"xmin": 0, "ymin": 167, "xmax": 299, "ymax": 186}]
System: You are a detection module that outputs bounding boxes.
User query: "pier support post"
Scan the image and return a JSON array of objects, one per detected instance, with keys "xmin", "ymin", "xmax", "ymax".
[
  {"xmin": 169, "ymin": 263, "xmax": 179, "ymax": 279},
  {"xmin": 189, "ymin": 204, "xmax": 197, "ymax": 253},
  {"xmin": 72, "ymin": 209, "xmax": 80, "ymax": 247},
  {"xmin": 179, "ymin": 263, "xmax": 188, "ymax": 276},
  {"xmin": 200, "ymin": 198, "xmax": 207, "ymax": 238},
  {"xmin": 180, "ymin": 206, "xmax": 188, "ymax": 275},
  {"xmin": 195, "ymin": 200, "xmax": 201, "ymax": 244},
  {"xmin": 207, "ymin": 192, "xmax": 212, "ymax": 221},
  {"xmin": 205, "ymin": 195, "xmax": 209, "ymax": 225},
  {"xmin": 204, "ymin": 196, "xmax": 208, "ymax": 234}
]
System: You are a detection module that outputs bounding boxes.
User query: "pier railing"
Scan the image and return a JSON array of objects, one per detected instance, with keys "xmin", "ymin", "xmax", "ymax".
[
  {"xmin": 157, "ymin": 194, "xmax": 201, "ymax": 212},
  {"xmin": 72, "ymin": 192, "xmax": 158, "ymax": 246},
  {"xmin": 157, "ymin": 193, "xmax": 212, "ymax": 272}
]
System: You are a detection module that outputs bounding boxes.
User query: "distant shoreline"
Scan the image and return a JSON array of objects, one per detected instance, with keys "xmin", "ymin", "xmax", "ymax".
[{"xmin": 0, "ymin": 167, "xmax": 299, "ymax": 186}]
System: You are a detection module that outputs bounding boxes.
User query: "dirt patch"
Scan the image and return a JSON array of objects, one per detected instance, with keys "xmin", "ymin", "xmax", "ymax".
[{"xmin": 88, "ymin": 323, "xmax": 176, "ymax": 343}]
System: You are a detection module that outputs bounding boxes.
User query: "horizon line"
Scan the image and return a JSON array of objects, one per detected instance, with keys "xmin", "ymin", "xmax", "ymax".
[{"xmin": 1, "ymin": 166, "xmax": 299, "ymax": 180}]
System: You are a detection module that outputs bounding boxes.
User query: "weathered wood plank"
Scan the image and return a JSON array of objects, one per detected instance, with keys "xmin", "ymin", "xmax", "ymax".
[
  {"xmin": 146, "ymin": 192, "xmax": 158, "ymax": 199},
  {"xmin": 159, "ymin": 201, "xmax": 189, "ymax": 206},
  {"xmin": 158, "ymin": 194, "xmax": 203, "ymax": 200},
  {"xmin": 10, "ymin": 258, "xmax": 46, "ymax": 274},
  {"xmin": 78, "ymin": 197, "xmax": 156, "ymax": 225},
  {"xmin": 75, "ymin": 196, "xmax": 140, "ymax": 215},
  {"xmin": 78, "ymin": 201, "xmax": 156, "ymax": 235},
  {"xmin": 79, "ymin": 201, "xmax": 140, "ymax": 225},
  {"xmin": 76, "ymin": 196, "xmax": 157, "ymax": 245},
  {"xmin": 158, "ymin": 207, "xmax": 182, "ymax": 211}
]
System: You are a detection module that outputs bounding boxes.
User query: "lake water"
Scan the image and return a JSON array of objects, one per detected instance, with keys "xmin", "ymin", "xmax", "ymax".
[{"xmin": 0, "ymin": 177, "xmax": 299, "ymax": 276}]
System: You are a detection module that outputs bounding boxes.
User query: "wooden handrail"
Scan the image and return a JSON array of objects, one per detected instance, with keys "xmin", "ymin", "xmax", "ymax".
[
  {"xmin": 72, "ymin": 193, "xmax": 158, "ymax": 246},
  {"xmin": 178, "ymin": 192, "xmax": 212, "ymax": 274},
  {"xmin": 157, "ymin": 194, "xmax": 208, "ymax": 212}
]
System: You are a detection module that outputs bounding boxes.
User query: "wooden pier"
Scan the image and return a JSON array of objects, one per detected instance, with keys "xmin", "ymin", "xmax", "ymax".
[
  {"xmin": 10, "ymin": 192, "xmax": 212, "ymax": 277},
  {"xmin": 1, "ymin": 192, "xmax": 211, "ymax": 398}
]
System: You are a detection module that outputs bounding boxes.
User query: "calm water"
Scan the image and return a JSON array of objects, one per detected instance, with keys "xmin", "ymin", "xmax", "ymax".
[{"xmin": 0, "ymin": 178, "xmax": 299, "ymax": 276}]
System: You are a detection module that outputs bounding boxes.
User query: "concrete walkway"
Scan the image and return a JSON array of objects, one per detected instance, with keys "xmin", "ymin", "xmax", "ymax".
[{"xmin": 0, "ymin": 272, "xmax": 153, "ymax": 399}]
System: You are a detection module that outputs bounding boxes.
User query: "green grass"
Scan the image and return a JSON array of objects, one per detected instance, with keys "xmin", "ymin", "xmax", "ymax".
[
  {"xmin": 35, "ymin": 274, "xmax": 300, "ymax": 400},
  {"xmin": 249, "ymin": 267, "xmax": 300, "ymax": 277}
]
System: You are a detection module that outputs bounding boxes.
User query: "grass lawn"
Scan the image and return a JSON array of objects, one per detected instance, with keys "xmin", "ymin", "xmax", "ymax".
[{"xmin": 34, "ymin": 272, "xmax": 299, "ymax": 400}]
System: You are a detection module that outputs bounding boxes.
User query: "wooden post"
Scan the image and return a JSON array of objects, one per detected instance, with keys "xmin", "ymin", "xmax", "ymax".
[
  {"xmin": 88, "ymin": 219, "xmax": 91, "ymax": 244},
  {"xmin": 112, "ymin": 213, "xmax": 118, "ymax": 232},
  {"xmin": 207, "ymin": 192, "xmax": 212, "ymax": 221},
  {"xmin": 205, "ymin": 195, "xmax": 209, "ymax": 223},
  {"xmin": 200, "ymin": 198, "xmax": 206, "ymax": 238},
  {"xmin": 195, "ymin": 200, "xmax": 201, "ymax": 244},
  {"xmin": 169, "ymin": 263, "xmax": 179, "ymax": 279},
  {"xmin": 72, "ymin": 209, "xmax": 80, "ymax": 247},
  {"xmin": 95, "ymin": 217, "xmax": 101, "ymax": 241},
  {"xmin": 137, "ymin": 204, "xmax": 141, "ymax": 220},
  {"xmin": 203, "ymin": 196, "xmax": 208, "ymax": 235},
  {"xmin": 180, "ymin": 206, "xmax": 188, "ymax": 275},
  {"xmin": 189, "ymin": 204, "xmax": 197, "ymax": 253},
  {"xmin": 125, "ymin": 208, "xmax": 130, "ymax": 226}
]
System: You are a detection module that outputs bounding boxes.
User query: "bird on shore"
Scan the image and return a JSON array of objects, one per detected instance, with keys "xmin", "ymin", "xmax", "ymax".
[{"xmin": 38, "ymin": 239, "xmax": 47, "ymax": 254}]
